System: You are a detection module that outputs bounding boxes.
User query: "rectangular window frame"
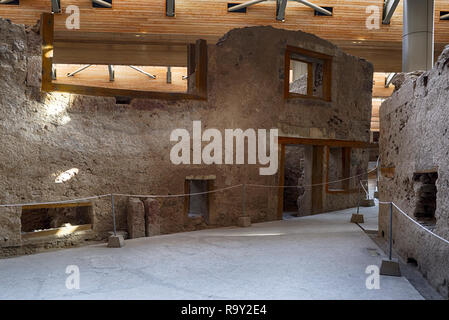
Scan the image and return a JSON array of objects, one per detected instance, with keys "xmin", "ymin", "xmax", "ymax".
[
  {"xmin": 325, "ymin": 146, "xmax": 352, "ymax": 194},
  {"xmin": 284, "ymin": 45, "xmax": 332, "ymax": 102}
]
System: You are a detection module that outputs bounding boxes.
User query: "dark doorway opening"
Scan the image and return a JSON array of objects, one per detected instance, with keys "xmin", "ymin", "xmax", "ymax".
[{"xmin": 282, "ymin": 144, "xmax": 313, "ymax": 219}]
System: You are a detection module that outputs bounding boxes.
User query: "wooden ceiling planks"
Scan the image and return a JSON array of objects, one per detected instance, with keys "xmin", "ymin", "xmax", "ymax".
[{"xmin": 1, "ymin": 0, "xmax": 448, "ymax": 71}]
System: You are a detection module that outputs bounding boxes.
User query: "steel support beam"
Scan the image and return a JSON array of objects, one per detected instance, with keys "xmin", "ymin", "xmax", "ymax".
[
  {"xmin": 129, "ymin": 66, "xmax": 156, "ymax": 79},
  {"xmin": 51, "ymin": 0, "xmax": 61, "ymax": 13},
  {"xmin": 92, "ymin": 0, "xmax": 112, "ymax": 8},
  {"xmin": 108, "ymin": 65, "xmax": 114, "ymax": 82},
  {"xmin": 403, "ymin": 0, "xmax": 434, "ymax": 71},
  {"xmin": 382, "ymin": 0, "xmax": 400, "ymax": 24},
  {"xmin": 67, "ymin": 65, "xmax": 92, "ymax": 77},
  {"xmin": 276, "ymin": 0, "xmax": 288, "ymax": 21},
  {"xmin": 228, "ymin": 0, "xmax": 266, "ymax": 12},
  {"xmin": 166, "ymin": 66, "xmax": 172, "ymax": 83},
  {"xmin": 51, "ymin": 65, "xmax": 57, "ymax": 80},
  {"xmin": 291, "ymin": 0, "xmax": 332, "ymax": 16},
  {"xmin": 166, "ymin": 0, "xmax": 175, "ymax": 17},
  {"xmin": 385, "ymin": 73, "xmax": 396, "ymax": 87}
]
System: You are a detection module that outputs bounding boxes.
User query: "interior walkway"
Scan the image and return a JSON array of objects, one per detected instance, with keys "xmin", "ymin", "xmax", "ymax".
[{"xmin": 0, "ymin": 206, "xmax": 423, "ymax": 300}]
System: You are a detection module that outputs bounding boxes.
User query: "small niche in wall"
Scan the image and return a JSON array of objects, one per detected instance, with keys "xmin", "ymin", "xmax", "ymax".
[
  {"xmin": 21, "ymin": 202, "xmax": 93, "ymax": 239},
  {"xmin": 413, "ymin": 171, "xmax": 438, "ymax": 227},
  {"xmin": 184, "ymin": 176, "xmax": 215, "ymax": 224},
  {"xmin": 115, "ymin": 96, "xmax": 132, "ymax": 105}
]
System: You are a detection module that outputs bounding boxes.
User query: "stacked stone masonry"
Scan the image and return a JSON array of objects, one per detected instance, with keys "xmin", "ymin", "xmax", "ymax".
[{"xmin": 0, "ymin": 18, "xmax": 372, "ymax": 257}]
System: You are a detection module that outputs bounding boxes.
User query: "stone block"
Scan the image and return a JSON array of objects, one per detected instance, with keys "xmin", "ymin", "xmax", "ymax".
[
  {"xmin": 360, "ymin": 198, "xmax": 375, "ymax": 207},
  {"xmin": 238, "ymin": 216, "xmax": 251, "ymax": 227},
  {"xmin": 127, "ymin": 198, "xmax": 145, "ymax": 239},
  {"xmin": 108, "ymin": 235, "xmax": 124, "ymax": 248},
  {"xmin": 380, "ymin": 259, "xmax": 401, "ymax": 277},
  {"xmin": 107, "ymin": 230, "xmax": 128, "ymax": 239},
  {"xmin": 143, "ymin": 198, "xmax": 161, "ymax": 237},
  {"xmin": 350, "ymin": 213, "xmax": 364, "ymax": 223}
]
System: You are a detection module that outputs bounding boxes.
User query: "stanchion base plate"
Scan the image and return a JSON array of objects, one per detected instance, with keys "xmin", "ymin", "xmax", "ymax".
[
  {"xmin": 238, "ymin": 216, "xmax": 251, "ymax": 227},
  {"xmin": 108, "ymin": 235, "xmax": 125, "ymax": 248},
  {"xmin": 360, "ymin": 199, "xmax": 376, "ymax": 207},
  {"xmin": 380, "ymin": 259, "xmax": 401, "ymax": 277},
  {"xmin": 350, "ymin": 213, "xmax": 364, "ymax": 223}
]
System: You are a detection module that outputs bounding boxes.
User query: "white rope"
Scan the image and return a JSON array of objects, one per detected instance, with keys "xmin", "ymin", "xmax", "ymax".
[
  {"xmin": 0, "ymin": 166, "xmax": 378, "ymax": 207},
  {"xmin": 359, "ymin": 179, "xmax": 369, "ymax": 197},
  {"xmin": 247, "ymin": 167, "xmax": 377, "ymax": 188},
  {"xmin": 392, "ymin": 203, "xmax": 449, "ymax": 245},
  {"xmin": 378, "ymin": 202, "xmax": 449, "ymax": 246},
  {"xmin": 0, "ymin": 194, "xmax": 111, "ymax": 208},
  {"xmin": 112, "ymin": 184, "xmax": 243, "ymax": 198}
]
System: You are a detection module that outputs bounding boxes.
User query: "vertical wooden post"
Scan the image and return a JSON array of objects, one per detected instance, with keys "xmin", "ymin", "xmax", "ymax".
[
  {"xmin": 312, "ymin": 145, "xmax": 324, "ymax": 214},
  {"xmin": 277, "ymin": 143, "xmax": 286, "ymax": 220},
  {"xmin": 187, "ymin": 43, "xmax": 196, "ymax": 77},
  {"xmin": 41, "ymin": 13, "xmax": 54, "ymax": 92},
  {"xmin": 195, "ymin": 39, "xmax": 208, "ymax": 98}
]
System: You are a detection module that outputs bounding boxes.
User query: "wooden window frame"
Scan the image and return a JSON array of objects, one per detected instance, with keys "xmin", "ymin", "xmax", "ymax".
[
  {"xmin": 41, "ymin": 13, "xmax": 208, "ymax": 101},
  {"xmin": 284, "ymin": 45, "xmax": 332, "ymax": 102},
  {"xmin": 325, "ymin": 146, "xmax": 352, "ymax": 194},
  {"xmin": 277, "ymin": 136, "xmax": 376, "ymax": 219}
]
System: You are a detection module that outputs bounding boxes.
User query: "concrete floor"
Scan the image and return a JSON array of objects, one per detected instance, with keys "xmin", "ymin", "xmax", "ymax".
[{"xmin": 0, "ymin": 206, "xmax": 423, "ymax": 300}]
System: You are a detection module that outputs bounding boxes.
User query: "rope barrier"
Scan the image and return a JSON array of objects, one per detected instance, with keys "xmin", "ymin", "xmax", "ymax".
[
  {"xmin": 112, "ymin": 184, "xmax": 244, "ymax": 198},
  {"xmin": 0, "ymin": 166, "xmax": 377, "ymax": 207},
  {"xmin": 246, "ymin": 167, "xmax": 377, "ymax": 189},
  {"xmin": 377, "ymin": 201, "xmax": 449, "ymax": 246},
  {"xmin": 0, "ymin": 194, "xmax": 111, "ymax": 208},
  {"xmin": 1, "ymin": 163, "xmax": 447, "ymax": 247}
]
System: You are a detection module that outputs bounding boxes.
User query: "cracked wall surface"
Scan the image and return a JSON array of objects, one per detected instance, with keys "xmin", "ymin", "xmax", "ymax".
[
  {"xmin": 379, "ymin": 46, "xmax": 449, "ymax": 298},
  {"xmin": 0, "ymin": 18, "xmax": 372, "ymax": 256}
]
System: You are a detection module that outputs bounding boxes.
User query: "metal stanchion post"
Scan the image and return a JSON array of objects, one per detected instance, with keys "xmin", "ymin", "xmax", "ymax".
[
  {"xmin": 108, "ymin": 193, "xmax": 124, "ymax": 248},
  {"xmin": 389, "ymin": 202, "xmax": 393, "ymax": 260},
  {"xmin": 357, "ymin": 182, "xmax": 361, "ymax": 214},
  {"xmin": 112, "ymin": 194, "xmax": 116, "ymax": 236},
  {"xmin": 351, "ymin": 181, "xmax": 364, "ymax": 223},
  {"xmin": 380, "ymin": 201, "xmax": 400, "ymax": 276}
]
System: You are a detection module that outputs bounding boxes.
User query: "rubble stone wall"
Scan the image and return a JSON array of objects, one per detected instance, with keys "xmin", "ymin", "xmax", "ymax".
[
  {"xmin": 379, "ymin": 46, "xmax": 449, "ymax": 298},
  {"xmin": 0, "ymin": 18, "xmax": 372, "ymax": 255}
]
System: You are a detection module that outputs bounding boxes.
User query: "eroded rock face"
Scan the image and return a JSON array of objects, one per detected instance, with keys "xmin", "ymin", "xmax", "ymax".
[
  {"xmin": 144, "ymin": 198, "xmax": 161, "ymax": 237},
  {"xmin": 0, "ymin": 18, "xmax": 373, "ymax": 256},
  {"xmin": 127, "ymin": 198, "xmax": 145, "ymax": 239},
  {"xmin": 379, "ymin": 45, "xmax": 449, "ymax": 298}
]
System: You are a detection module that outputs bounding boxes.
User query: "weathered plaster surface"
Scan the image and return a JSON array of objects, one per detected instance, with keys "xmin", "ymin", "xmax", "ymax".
[
  {"xmin": 0, "ymin": 19, "xmax": 372, "ymax": 256},
  {"xmin": 379, "ymin": 46, "xmax": 449, "ymax": 298}
]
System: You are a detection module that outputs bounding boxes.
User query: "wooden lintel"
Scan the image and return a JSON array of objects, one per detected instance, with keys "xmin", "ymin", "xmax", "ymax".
[{"xmin": 279, "ymin": 136, "xmax": 376, "ymax": 149}]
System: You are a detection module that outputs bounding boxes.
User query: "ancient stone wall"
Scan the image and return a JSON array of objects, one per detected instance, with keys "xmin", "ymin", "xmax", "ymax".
[
  {"xmin": 379, "ymin": 46, "xmax": 449, "ymax": 298},
  {"xmin": 0, "ymin": 19, "xmax": 372, "ymax": 255}
]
